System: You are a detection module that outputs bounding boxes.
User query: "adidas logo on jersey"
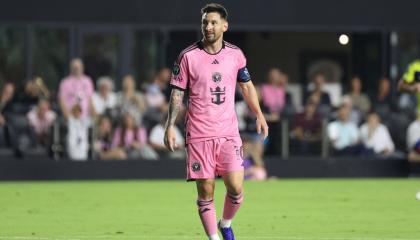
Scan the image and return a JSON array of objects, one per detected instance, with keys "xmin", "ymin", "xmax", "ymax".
[{"xmin": 212, "ymin": 59, "xmax": 219, "ymax": 64}]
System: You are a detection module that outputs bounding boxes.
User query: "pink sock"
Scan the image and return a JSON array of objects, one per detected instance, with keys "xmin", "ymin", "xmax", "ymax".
[
  {"xmin": 197, "ymin": 198, "xmax": 218, "ymax": 236},
  {"xmin": 223, "ymin": 192, "xmax": 244, "ymax": 220}
]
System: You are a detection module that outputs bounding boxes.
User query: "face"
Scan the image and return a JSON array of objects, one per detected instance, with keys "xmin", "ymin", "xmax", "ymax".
[
  {"xmin": 367, "ymin": 113, "xmax": 379, "ymax": 126},
  {"xmin": 351, "ymin": 77, "xmax": 362, "ymax": 92},
  {"xmin": 201, "ymin": 12, "xmax": 228, "ymax": 43},
  {"xmin": 338, "ymin": 106, "xmax": 350, "ymax": 121},
  {"xmin": 313, "ymin": 74, "xmax": 325, "ymax": 89},
  {"xmin": 38, "ymin": 100, "xmax": 50, "ymax": 115},
  {"xmin": 70, "ymin": 59, "xmax": 84, "ymax": 77},
  {"xmin": 158, "ymin": 68, "xmax": 171, "ymax": 84},
  {"xmin": 122, "ymin": 75, "xmax": 135, "ymax": 92},
  {"xmin": 123, "ymin": 114, "xmax": 136, "ymax": 129},
  {"xmin": 305, "ymin": 102, "xmax": 317, "ymax": 116},
  {"xmin": 99, "ymin": 83, "xmax": 110, "ymax": 96},
  {"xmin": 99, "ymin": 117, "xmax": 112, "ymax": 133},
  {"xmin": 2, "ymin": 83, "xmax": 15, "ymax": 101},
  {"xmin": 379, "ymin": 78, "xmax": 390, "ymax": 94},
  {"xmin": 267, "ymin": 69, "xmax": 282, "ymax": 85}
]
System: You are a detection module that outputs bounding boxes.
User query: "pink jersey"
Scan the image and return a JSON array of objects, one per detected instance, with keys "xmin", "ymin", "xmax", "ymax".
[
  {"xmin": 58, "ymin": 75, "xmax": 94, "ymax": 119},
  {"xmin": 170, "ymin": 41, "xmax": 251, "ymax": 144}
]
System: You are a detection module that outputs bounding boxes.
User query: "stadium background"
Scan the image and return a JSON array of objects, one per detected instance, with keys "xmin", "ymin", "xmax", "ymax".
[{"xmin": 1, "ymin": 1, "xmax": 420, "ymax": 240}]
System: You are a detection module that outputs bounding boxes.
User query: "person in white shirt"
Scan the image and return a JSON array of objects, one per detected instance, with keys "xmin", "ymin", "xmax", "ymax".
[
  {"xmin": 92, "ymin": 76, "xmax": 117, "ymax": 116},
  {"xmin": 359, "ymin": 112, "xmax": 394, "ymax": 156},
  {"xmin": 328, "ymin": 103, "xmax": 368, "ymax": 156},
  {"xmin": 67, "ymin": 104, "xmax": 90, "ymax": 161},
  {"xmin": 149, "ymin": 115, "xmax": 185, "ymax": 159},
  {"xmin": 407, "ymin": 117, "xmax": 420, "ymax": 162}
]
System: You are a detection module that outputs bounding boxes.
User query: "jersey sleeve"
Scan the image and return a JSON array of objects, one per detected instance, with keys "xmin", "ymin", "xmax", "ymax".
[
  {"xmin": 170, "ymin": 53, "xmax": 189, "ymax": 90},
  {"xmin": 403, "ymin": 60, "xmax": 420, "ymax": 84},
  {"xmin": 236, "ymin": 50, "xmax": 251, "ymax": 83}
]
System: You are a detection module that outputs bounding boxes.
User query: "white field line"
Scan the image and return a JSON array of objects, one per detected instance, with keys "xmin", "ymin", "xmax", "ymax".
[{"xmin": 0, "ymin": 236, "xmax": 419, "ymax": 240}]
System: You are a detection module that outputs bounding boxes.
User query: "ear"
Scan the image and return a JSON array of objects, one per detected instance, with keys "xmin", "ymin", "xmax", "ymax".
[{"xmin": 223, "ymin": 21, "xmax": 228, "ymax": 32}]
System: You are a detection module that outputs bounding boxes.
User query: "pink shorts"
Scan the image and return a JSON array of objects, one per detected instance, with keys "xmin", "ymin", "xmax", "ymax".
[{"xmin": 186, "ymin": 137, "xmax": 244, "ymax": 181}]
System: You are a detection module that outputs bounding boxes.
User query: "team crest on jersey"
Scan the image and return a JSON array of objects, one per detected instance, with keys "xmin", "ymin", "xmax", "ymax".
[
  {"xmin": 192, "ymin": 162, "xmax": 201, "ymax": 172},
  {"xmin": 212, "ymin": 72, "xmax": 222, "ymax": 84},
  {"xmin": 172, "ymin": 64, "xmax": 180, "ymax": 76}
]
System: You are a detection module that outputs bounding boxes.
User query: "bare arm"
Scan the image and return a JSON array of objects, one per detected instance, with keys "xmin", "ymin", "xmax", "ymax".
[
  {"xmin": 398, "ymin": 79, "xmax": 420, "ymax": 93},
  {"xmin": 238, "ymin": 81, "xmax": 269, "ymax": 139},
  {"xmin": 164, "ymin": 88, "xmax": 185, "ymax": 151}
]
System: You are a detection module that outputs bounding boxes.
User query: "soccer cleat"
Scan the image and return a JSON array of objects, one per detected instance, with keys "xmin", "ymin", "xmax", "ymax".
[{"xmin": 218, "ymin": 220, "xmax": 235, "ymax": 240}]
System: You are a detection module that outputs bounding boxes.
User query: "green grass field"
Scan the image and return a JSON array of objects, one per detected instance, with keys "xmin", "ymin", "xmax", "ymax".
[{"xmin": 0, "ymin": 179, "xmax": 420, "ymax": 240}]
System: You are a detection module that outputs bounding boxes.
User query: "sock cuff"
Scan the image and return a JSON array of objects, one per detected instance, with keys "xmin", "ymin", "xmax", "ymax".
[
  {"xmin": 227, "ymin": 192, "xmax": 243, "ymax": 200},
  {"xmin": 197, "ymin": 198, "xmax": 214, "ymax": 207}
]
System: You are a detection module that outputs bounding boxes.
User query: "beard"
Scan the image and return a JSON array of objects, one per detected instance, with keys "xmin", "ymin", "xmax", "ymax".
[{"xmin": 203, "ymin": 32, "xmax": 221, "ymax": 44}]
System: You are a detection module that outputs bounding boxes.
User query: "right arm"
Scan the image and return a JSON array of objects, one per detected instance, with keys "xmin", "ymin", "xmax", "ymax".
[
  {"xmin": 397, "ymin": 79, "xmax": 419, "ymax": 93},
  {"xmin": 164, "ymin": 88, "xmax": 185, "ymax": 151}
]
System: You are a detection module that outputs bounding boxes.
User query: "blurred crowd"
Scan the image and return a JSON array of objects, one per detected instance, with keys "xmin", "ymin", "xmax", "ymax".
[{"xmin": 1, "ymin": 58, "xmax": 420, "ymax": 180}]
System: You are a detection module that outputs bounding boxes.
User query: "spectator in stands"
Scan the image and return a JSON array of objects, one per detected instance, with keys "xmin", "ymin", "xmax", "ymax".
[
  {"xmin": 306, "ymin": 72, "xmax": 332, "ymax": 116},
  {"xmin": 359, "ymin": 112, "xmax": 395, "ymax": 156},
  {"xmin": 290, "ymin": 98, "xmax": 322, "ymax": 155},
  {"xmin": 116, "ymin": 75, "xmax": 147, "ymax": 125},
  {"xmin": 58, "ymin": 58, "xmax": 95, "ymax": 120},
  {"xmin": 344, "ymin": 76, "xmax": 371, "ymax": 117},
  {"xmin": 259, "ymin": 68, "xmax": 289, "ymax": 154},
  {"xmin": 243, "ymin": 138, "xmax": 267, "ymax": 181},
  {"xmin": 327, "ymin": 104, "xmax": 369, "ymax": 156},
  {"xmin": 27, "ymin": 98, "xmax": 56, "ymax": 147},
  {"xmin": 15, "ymin": 77, "xmax": 50, "ymax": 112},
  {"xmin": 92, "ymin": 76, "xmax": 117, "ymax": 117},
  {"xmin": 144, "ymin": 70, "xmax": 171, "ymax": 129},
  {"xmin": 260, "ymin": 68, "xmax": 287, "ymax": 121},
  {"xmin": 149, "ymin": 114, "xmax": 185, "ymax": 159},
  {"xmin": 371, "ymin": 77, "xmax": 393, "ymax": 114},
  {"xmin": 406, "ymin": 116, "xmax": 420, "ymax": 162},
  {"xmin": 155, "ymin": 67, "xmax": 173, "ymax": 102},
  {"xmin": 67, "ymin": 104, "xmax": 90, "ymax": 161},
  {"xmin": 0, "ymin": 82, "xmax": 15, "ymax": 147},
  {"xmin": 93, "ymin": 115, "xmax": 126, "ymax": 160},
  {"xmin": 340, "ymin": 95, "xmax": 363, "ymax": 125},
  {"xmin": 112, "ymin": 111, "xmax": 158, "ymax": 160}
]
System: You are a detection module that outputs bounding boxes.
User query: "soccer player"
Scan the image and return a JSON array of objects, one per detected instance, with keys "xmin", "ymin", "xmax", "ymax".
[{"xmin": 164, "ymin": 3, "xmax": 269, "ymax": 240}]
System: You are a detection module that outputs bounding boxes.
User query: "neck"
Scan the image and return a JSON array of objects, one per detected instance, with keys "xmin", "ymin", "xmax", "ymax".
[{"xmin": 202, "ymin": 38, "xmax": 223, "ymax": 54}]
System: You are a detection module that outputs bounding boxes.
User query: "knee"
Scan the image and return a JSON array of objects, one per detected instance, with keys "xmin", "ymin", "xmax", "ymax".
[
  {"xmin": 228, "ymin": 186, "xmax": 243, "ymax": 196},
  {"xmin": 197, "ymin": 183, "xmax": 214, "ymax": 200}
]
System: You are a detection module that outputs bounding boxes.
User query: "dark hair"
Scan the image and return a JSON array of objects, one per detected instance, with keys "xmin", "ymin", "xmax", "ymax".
[{"xmin": 201, "ymin": 3, "xmax": 228, "ymax": 20}]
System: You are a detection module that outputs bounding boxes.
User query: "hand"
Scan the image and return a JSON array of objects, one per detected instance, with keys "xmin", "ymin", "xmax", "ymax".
[
  {"xmin": 164, "ymin": 126, "xmax": 178, "ymax": 152},
  {"xmin": 256, "ymin": 114, "xmax": 269, "ymax": 140},
  {"xmin": 415, "ymin": 83, "xmax": 420, "ymax": 93}
]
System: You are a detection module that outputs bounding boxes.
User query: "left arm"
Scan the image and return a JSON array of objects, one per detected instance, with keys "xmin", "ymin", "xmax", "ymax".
[{"xmin": 238, "ymin": 81, "xmax": 269, "ymax": 139}]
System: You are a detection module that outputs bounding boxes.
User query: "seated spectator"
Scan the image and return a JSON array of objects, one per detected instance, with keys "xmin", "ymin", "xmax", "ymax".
[
  {"xmin": 344, "ymin": 76, "xmax": 371, "ymax": 119},
  {"xmin": 144, "ymin": 69, "xmax": 171, "ymax": 129},
  {"xmin": 406, "ymin": 117, "xmax": 420, "ymax": 162},
  {"xmin": 93, "ymin": 115, "xmax": 126, "ymax": 160},
  {"xmin": 290, "ymin": 98, "xmax": 322, "ymax": 155},
  {"xmin": 328, "ymin": 104, "xmax": 370, "ymax": 156},
  {"xmin": 0, "ymin": 82, "xmax": 15, "ymax": 147},
  {"xmin": 258, "ymin": 68, "xmax": 290, "ymax": 155},
  {"xmin": 112, "ymin": 112, "xmax": 158, "ymax": 160},
  {"xmin": 359, "ymin": 112, "xmax": 395, "ymax": 156},
  {"xmin": 243, "ymin": 138, "xmax": 267, "ymax": 181},
  {"xmin": 306, "ymin": 72, "xmax": 332, "ymax": 116},
  {"xmin": 259, "ymin": 68, "xmax": 287, "ymax": 122},
  {"xmin": 58, "ymin": 58, "xmax": 95, "ymax": 120},
  {"xmin": 149, "ymin": 114, "xmax": 185, "ymax": 159},
  {"xmin": 116, "ymin": 75, "xmax": 147, "ymax": 125},
  {"xmin": 371, "ymin": 77, "xmax": 393, "ymax": 115},
  {"xmin": 92, "ymin": 76, "xmax": 117, "ymax": 116},
  {"xmin": 67, "ymin": 105, "xmax": 90, "ymax": 161},
  {"xmin": 26, "ymin": 98, "xmax": 56, "ymax": 147},
  {"xmin": 14, "ymin": 77, "xmax": 51, "ymax": 111},
  {"xmin": 341, "ymin": 96, "xmax": 363, "ymax": 125}
]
